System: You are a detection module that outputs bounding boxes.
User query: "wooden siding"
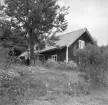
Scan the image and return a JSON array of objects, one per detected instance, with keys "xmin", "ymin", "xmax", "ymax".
[
  {"xmin": 40, "ymin": 47, "xmax": 66, "ymax": 61},
  {"xmin": 68, "ymin": 32, "xmax": 93, "ymax": 62}
]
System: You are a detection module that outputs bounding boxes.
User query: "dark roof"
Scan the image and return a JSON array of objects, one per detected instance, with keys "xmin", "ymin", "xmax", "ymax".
[{"xmin": 40, "ymin": 27, "xmax": 93, "ymax": 52}]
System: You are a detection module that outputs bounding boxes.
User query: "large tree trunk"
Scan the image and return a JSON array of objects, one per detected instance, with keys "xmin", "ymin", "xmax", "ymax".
[{"xmin": 29, "ymin": 28, "xmax": 35, "ymax": 66}]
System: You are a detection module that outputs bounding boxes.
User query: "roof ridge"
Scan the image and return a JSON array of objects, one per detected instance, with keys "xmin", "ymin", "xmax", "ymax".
[{"xmin": 60, "ymin": 27, "xmax": 86, "ymax": 37}]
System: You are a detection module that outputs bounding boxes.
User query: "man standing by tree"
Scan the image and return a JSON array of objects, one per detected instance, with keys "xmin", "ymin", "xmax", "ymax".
[{"xmin": 1, "ymin": 0, "xmax": 68, "ymax": 65}]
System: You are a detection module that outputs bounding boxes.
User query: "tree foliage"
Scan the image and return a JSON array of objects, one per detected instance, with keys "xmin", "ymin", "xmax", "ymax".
[
  {"xmin": 0, "ymin": 4, "xmax": 28, "ymax": 55},
  {"xmin": 75, "ymin": 44, "xmax": 108, "ymax": 86},
  {"xmin": 0, "ymin": 19, "xmax": 28, "ymax": 55},
  {"xmin": 2, "ymin": 0, "xmax": 68, "ymax": 62}
]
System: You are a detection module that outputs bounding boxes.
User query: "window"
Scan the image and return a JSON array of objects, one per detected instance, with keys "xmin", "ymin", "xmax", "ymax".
[
  {"xmin": 79, "ymin": 40, "xmax": 85, "ymax": 49},
  {"xmin": 52, "ymin": 55, "xmax": 57, "ymax": 61}
]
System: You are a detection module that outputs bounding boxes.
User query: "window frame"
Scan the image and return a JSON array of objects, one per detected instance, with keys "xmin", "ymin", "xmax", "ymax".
[
  {"xmin": 52, "ymin": 54, "xmax": 57, "ymax": 61},
  {"xmin": 79, "ymin": 40, "xmax": 85, "ymax": 49}
]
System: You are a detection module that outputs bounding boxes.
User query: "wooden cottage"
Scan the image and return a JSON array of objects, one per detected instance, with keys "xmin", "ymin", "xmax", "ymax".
[{"xmin": 19, "ymin": 28, "xmax": 94, "ymax": 63}]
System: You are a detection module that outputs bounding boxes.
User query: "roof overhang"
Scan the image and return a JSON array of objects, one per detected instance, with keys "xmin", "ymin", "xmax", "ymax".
[{"xmin": 39, "ymin": 46, "xmax": 66, "ymax": 53}]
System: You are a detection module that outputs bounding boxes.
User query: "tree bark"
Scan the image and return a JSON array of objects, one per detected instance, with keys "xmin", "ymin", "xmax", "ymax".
[{"xmin": 29, "ymin": 28, "xmax": 35, "ymax": 65}]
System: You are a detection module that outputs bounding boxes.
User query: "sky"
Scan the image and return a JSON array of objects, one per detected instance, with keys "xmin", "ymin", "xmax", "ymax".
[
  {"xmin": 0, "ymin": 0, "xmax": 3, "ymax": 4},
  {"xmin": 58, "ymin": 0, "xmax": 108, "ymax": 46},
  {"xmin": 0, "ymin": 0, "xmax": 108, "ymax": 45}
]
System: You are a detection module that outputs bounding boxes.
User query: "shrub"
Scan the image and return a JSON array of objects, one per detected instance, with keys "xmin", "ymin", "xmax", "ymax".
[
  {"xmin": 44, "ymin": 59, "xmax": 59, "ymax": 68},
  {"xmin": 75, "ymin": 44, "xmax": 108, "ymax": 87},
  {"xmin": 57, "ymin": 60, "xmax": 77, "ymax": 70},
  {"xmin": 44, "ymin": 59, "xmax": 77, "ymax": 70}
]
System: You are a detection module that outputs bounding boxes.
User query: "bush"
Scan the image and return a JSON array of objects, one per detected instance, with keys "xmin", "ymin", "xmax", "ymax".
[
  {"xmin": 44, "ymin": 59, "xmax": 77, "ymax": 70},
  {"xmin": 44, "ymin": 59, "xmax": 59, "ymax": 68},
  {"xmin": 75, "ymin": 44, "xmax": 108, "ymax": 87},
  {"xmin": 57, "ymin": 60, "xmax": 77, "ymax": 70}
]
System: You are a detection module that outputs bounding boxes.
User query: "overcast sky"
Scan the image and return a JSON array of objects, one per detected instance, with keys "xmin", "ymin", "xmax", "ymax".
[
  {"xmin": 1, "ymin": 0, "xmax": 108, "ymax": 45},
  {"xmin": 58, "ymin": 0, "xmax": 108, "ymax": 46}
]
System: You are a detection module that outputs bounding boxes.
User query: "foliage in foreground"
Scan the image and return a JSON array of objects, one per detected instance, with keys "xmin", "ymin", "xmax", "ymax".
[{"xmin": 0, "ymin": 65, "xmax": 90, "ymax": 105}]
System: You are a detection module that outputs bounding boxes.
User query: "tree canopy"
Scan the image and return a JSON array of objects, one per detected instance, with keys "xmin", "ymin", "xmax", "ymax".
[{"xmin": 1, "ymin": 0, "xmax": 69, "ymax": 63}]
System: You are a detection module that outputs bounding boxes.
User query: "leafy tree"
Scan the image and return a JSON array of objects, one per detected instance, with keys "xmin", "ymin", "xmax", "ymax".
[
  {"xmin": 0, "ymin": 3, "xmax": 28, "ymax": 56},
  {"xmin": 0, "ymin": 19, "xmax": 28, "ymax": 56},
  {"xmin": 2, "ymin": 0, "xmax": 68, "ymax": 64}
]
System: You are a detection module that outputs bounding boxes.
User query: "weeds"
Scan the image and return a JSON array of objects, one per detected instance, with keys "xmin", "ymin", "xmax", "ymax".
[{"xmin": 44, "ymin": 59, "xmax": 77, "ymax": 70}]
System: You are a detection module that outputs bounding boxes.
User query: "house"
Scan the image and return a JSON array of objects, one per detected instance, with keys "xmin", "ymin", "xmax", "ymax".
[{"xmin": 19, "ymin": 28, "xmax": 94, "ymax": 63}]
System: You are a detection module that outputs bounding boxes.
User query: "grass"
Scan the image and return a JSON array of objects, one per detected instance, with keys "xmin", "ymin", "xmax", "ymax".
[
  {"xmin": 0, "ymin": 64, "xmax": 108, "ymax": 105},
  {"xmin": 24, "ymin": 66, "xmax": 108, "ymax": 105}
]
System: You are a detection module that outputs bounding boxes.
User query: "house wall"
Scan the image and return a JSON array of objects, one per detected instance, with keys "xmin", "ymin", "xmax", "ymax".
[
  {"xmin": 68, "ymin": 32, "xmax": 93, "ymax": 62},
  {"xmin": 40, "ymin": 47, "xmax": 66, "ymax": 62}
]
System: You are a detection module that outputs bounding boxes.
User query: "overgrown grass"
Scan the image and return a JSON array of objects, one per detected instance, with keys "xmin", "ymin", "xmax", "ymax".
[
  {"xmin": 0, "ymin": 64, "xmax": 91, "ymax": 105},
  {"xmin": 44, "ymin": 59, "xmax": 77, "ymax": 70},
  {"xmin": 1, "ymin": 45, "xmax": 108, "ymax": 105}
]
